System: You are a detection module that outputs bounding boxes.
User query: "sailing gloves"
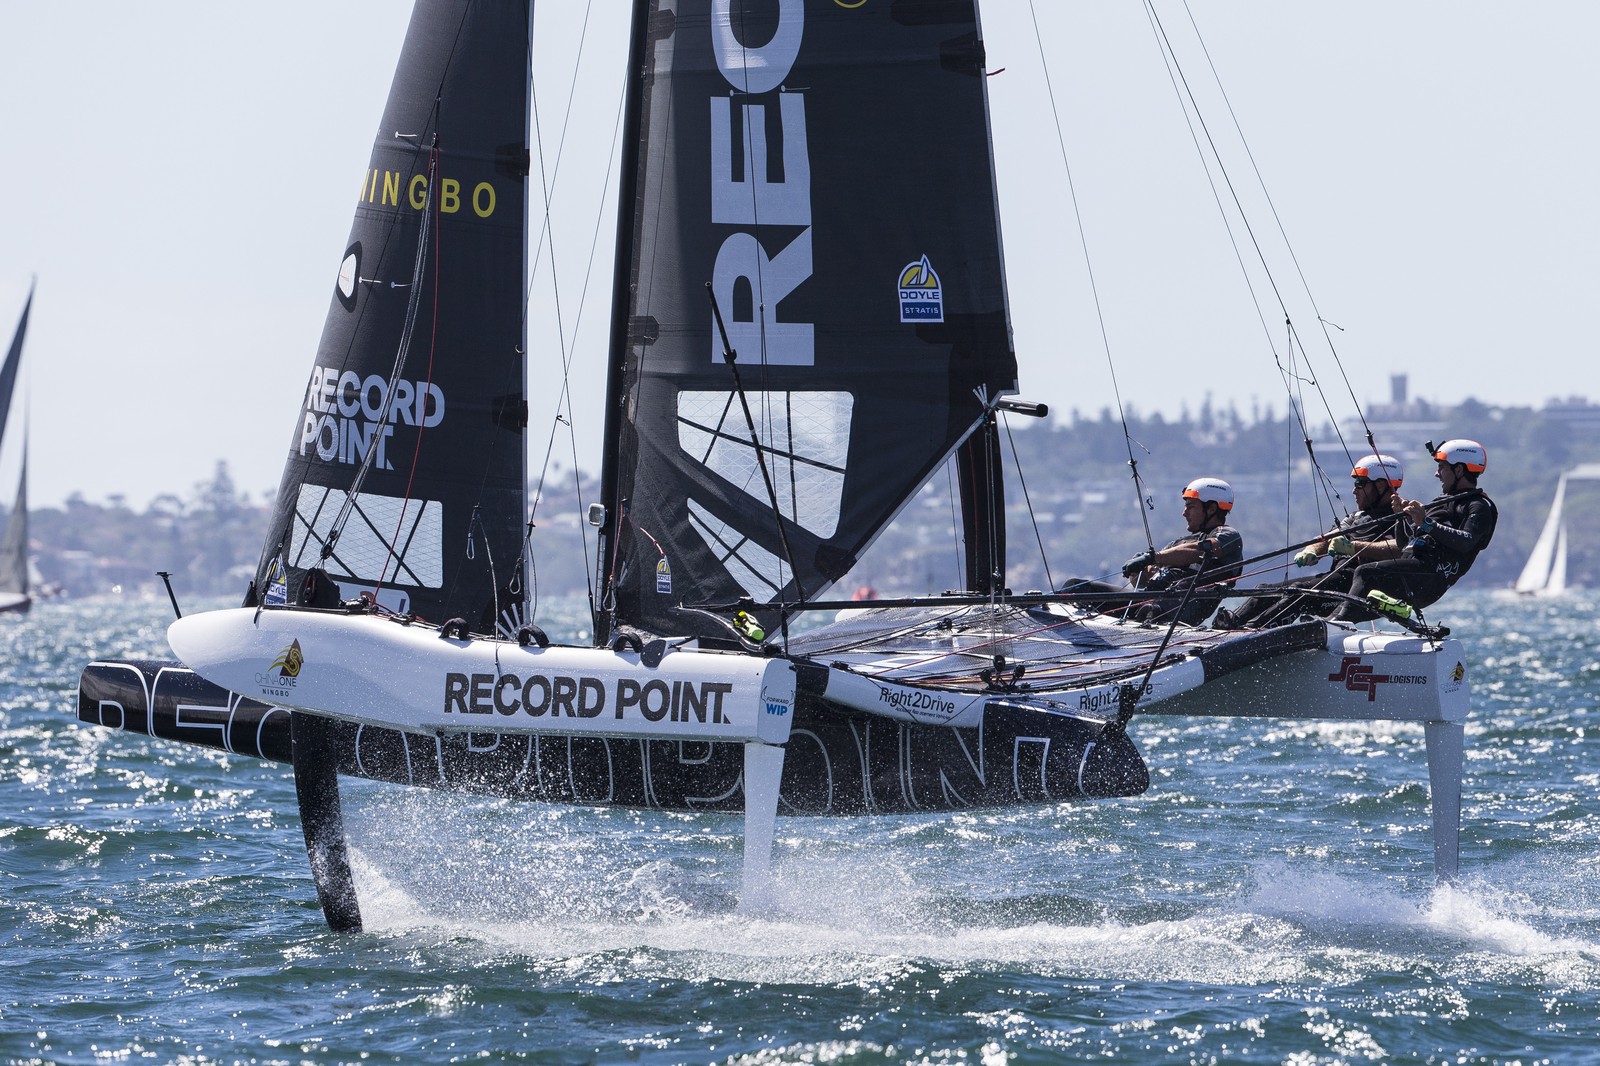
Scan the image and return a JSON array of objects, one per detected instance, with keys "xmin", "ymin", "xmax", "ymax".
[
  {"xmin": 1326, "ymin": 535, "xmax": 1355, "ymax": 557},
  {"xmin": 1122, "ymin": 552, "xmax": 1155, "ymax": 579},
  {"xmin": 1294, "ymin": 548, "xmax": 1320, "ymax": 567}
]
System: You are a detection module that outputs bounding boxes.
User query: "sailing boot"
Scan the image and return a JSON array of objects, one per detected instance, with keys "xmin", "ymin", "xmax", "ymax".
[{"xmin": 1365, "ymin": 590, "xmax": 1412, "ymax": 621}]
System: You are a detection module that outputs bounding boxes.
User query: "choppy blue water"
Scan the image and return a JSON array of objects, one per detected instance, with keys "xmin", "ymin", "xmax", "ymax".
[{"xmin": 3, "ymin": 592, "xmax": 1598, "ymax": 1064}]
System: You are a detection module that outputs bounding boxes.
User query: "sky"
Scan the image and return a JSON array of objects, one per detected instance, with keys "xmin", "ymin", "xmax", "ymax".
[{"xmin": 2, "ymin": 2, "xmax": 1596, "ymax": 509}]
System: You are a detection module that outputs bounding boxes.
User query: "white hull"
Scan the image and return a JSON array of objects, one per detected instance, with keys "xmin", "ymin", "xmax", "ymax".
[
  {"xmin": 168, "ymin": 608, "xmax": 796, "ymax": 747},
  {"xmin": 1147, "ymin": 626, "xmax": 1467, "ymax": 724}
]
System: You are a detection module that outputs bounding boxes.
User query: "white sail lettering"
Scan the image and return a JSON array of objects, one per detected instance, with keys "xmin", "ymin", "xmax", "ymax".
[
  {"xmin": 417, "ymin": 382, "xmax": 445, "ymax": 427},
  {"xmin": 711, "ymin": 230, "xmax": 814, "ymax": 366},
  {"xmin": 360, "ymin": 374, "xmax": 387, "ymax": 420},
  {"xmin": 306, "ymin": 366, "xmax": 332, "ymax": 413},
  {"xmin": 712, "ymin": 0, "xmax": 804, "ymax": 95},
  {"xmin": 336, "ymin": 371, "xmax": 364, "ymax": 417},
  {"xmin": 297, "ymin": 365, "xmax": 445, "ymax": 467},
  {"xmin": 708, "ymin": 3, "xmax": 813, "ymax": 366},
  {"xmin": 710, "ymin": 93, "xmax": 810, "ymax": 226}
]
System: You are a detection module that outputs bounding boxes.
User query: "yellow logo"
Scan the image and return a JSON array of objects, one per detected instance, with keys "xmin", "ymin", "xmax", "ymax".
[
  {"xmin": 271, "ymin": 640, "xmax": 305, "ymax": 679},
  {"xmin": 833, "ymin": 0, "xmax": 868, "ymax": 7},
  {"xmin": 898, "ymin": 255, "xmax": 944, "ymax": 323},
  {"xmin": 1451, "ymin": 661, "xmax": 1465, "ymax": 682}
]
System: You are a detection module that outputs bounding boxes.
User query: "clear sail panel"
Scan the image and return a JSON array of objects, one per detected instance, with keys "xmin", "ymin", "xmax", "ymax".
[{"xmin": 677, "ymin": 390, "xmax": 850, "ymax": 540}]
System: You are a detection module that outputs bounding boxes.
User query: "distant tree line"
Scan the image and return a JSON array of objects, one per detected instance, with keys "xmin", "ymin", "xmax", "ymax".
[{"xmin": 13, "ymin": 398, "xmax": 1594, "ymax": 603}]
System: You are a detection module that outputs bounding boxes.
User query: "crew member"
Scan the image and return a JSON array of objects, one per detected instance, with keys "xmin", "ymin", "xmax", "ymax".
[
  {"xmin": 1333, "ymin": 439, "xmax": 1497, "ymax": 622},
  {"xmin": 1220, "ymin": 454, "xmax": 1405, "ymax": 627},
  {"xmin": 1122, "ymin": 477, "xmax": 1244, "ymax": 626}
]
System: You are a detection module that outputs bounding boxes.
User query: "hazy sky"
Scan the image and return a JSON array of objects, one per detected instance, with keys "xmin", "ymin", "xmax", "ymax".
[{"xmin": 2, "ymin": 2, "xmax": 1596, "ymax": 509}]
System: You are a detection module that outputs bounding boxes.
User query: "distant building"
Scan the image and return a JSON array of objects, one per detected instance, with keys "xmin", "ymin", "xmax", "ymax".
[
  {"xmin": 1541, "ymin": 396, "xmax": 1600, "ymax": 432},
  {"xmin": 1340, "ymin": 374, "xmax": 1446, "ymax": 453}
]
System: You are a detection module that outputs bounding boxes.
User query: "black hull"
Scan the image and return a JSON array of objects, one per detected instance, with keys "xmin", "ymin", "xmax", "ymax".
[{"xmin": 78, "ymin": 660, "xmax": 1148, "ymax": 814}]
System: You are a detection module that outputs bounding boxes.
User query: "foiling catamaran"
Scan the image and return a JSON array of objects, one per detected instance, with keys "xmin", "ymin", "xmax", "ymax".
[{"xmin": 76, "ymin": 0, "xmax": 1469, "ymax": 932}]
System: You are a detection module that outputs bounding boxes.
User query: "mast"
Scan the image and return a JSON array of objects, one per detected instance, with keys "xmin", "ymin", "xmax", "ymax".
[
  {"xmin": 957, "ymin": 412, "xmax": 1006, "ymax": 595},
  {"xmin": 594, "ymin": 0, "xmax": 654, "ymax": 646}
]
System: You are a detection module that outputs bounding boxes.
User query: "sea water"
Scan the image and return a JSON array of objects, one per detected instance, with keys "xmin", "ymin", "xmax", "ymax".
[{"xmin": 2, "ymin": 592, "xmax": 1597, "ymax": 1064}]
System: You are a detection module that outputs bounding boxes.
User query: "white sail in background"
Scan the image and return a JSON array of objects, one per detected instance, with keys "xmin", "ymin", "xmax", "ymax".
[
  {"xmin": 1515, "ymin": 465, "xmax": 1600, "ymax": 595},
  {"xmin": 1515, "ymin": 474, "xmax": 1567, "ymax": 595},
  {"xmin": 1548, "ymin": 521, "xmax": 1568, "ymax": 595}
]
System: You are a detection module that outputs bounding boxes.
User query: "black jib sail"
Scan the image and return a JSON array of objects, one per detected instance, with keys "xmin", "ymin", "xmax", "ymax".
[
  {"xmin": 254, "ymin": 0, "xmax": 530, "ymax": 634},
  {"xmin": 599, "ymin": 0, "xmax": 1019, "ymax": 639}
]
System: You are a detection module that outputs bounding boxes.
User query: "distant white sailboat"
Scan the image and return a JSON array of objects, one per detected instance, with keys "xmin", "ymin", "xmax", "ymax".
[
  {"xmin": 1515, "ymin": 475, "xmax": 1567, "ymax": 596},
  {"xmin": 1516, "ymin": 465, "xmax": 1600, "ymax": 595},
  {"xmin": 0, "ymin": 285, "xmax": 30, "ymax": 617}
]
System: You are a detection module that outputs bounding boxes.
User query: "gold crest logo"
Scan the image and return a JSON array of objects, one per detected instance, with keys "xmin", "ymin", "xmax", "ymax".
[{"xmin": 271, "ymin": 639, "xmax": 305, "ymax": 678}]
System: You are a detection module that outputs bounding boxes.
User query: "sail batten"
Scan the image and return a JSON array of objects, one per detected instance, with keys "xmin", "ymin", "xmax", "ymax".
[{"xmin": 604, "ymin": 0, "xmax": 1018, "ymax": 637}]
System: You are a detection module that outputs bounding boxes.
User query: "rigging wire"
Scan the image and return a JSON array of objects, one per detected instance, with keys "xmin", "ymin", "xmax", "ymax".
[
  {"xmin": 726, "ymin": 18, "xmax": 796, "ymax": 608},
  {"xmin": 1177, "ymin": 0, "xmax": 1383, "ymax": 463},
  {"xmin": 522, "ymin": 0, "xmax": 633, "ymax": 625},
  {"xmin": 371, "ymin": 137, "xmax": 447, "ymax": 606},
  {"xmin": 945, "ymin": 461, "xmax": 964, "ymax": 592},
  {"xmin": 1000, "ymin": 411, "xmax": 1057, "ymax": 593},
  {"xmin": 321, "ymin": 132, "xmax": 442, "ymax": 588},
  {"xmin": 1143, "ymin": 1, "xmax": 1369, "ymax": 526},
  {"xmin": 1024, "ymin": 0, "xmax": 1156, "ymax": 556}
]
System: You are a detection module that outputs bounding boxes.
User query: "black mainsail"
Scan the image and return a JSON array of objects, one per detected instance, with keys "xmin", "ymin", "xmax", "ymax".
[
  {"xmin": 0, "ymin": 286, "xmax": 27, "ymax": 454},
  {"xmin": 599, "ymin": 0, "xmax": 1019, "ymax": 639},
  {"xmin": 255, "ymin": 0, "xmax": 531, "ymax": 632}
]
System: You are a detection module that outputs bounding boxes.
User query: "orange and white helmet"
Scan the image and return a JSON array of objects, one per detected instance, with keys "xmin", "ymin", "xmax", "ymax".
[
  {"xmin": 1182, "ymin": 477, "xmax": 1234, "ymax": 511},
  {"xmin": 1432, "ymin": 439, "xmax": 1487, "ymax": 474},
  {"xmin": 1351, "ymin": 453, "xmax": 1404, "ymax": 488}
]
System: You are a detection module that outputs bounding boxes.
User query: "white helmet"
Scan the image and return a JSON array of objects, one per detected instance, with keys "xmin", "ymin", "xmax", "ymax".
[
  {"xmin": 1432, "ymin": 439, "xmax": 1487, "ymax": 474},
  {"xmin": 1182, "ymin": 477, "xmax": 1234, "ymax": 511},
  {"xmin": 1351, "ymin": 453, "xmax": 1404, "ymax": 488}
]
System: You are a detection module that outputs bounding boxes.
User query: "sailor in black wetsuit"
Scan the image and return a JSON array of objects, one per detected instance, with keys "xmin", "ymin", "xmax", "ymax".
[
  {"xmin": 1122, "ymin": 477, "xmax": 1244, "ymax": 626},
  {"xmin": 1333, "ymin": 438, "xmax": 1497, "ymax": 623},
  {"xmin": 1219, "ymin": 454, "xmax": 1406, "ymax": 628}
]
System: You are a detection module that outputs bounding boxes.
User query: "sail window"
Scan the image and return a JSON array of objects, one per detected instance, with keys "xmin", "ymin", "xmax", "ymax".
[
  {"xmin": 687, "ymin": 499, "xmax": 787, "ymax": 598},
  {"xmin": 678, "ymin": 390, "xmax": 849, "ymax": 538},
  {"xmin": 289, "ymin": 484, "xmax": 443, "ymax": 588}
]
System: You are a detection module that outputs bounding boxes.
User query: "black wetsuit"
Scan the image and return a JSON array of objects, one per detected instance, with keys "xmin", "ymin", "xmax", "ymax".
[
  {"xmin": 1135, "ymin": 526, "xmax": 1244, "ymax": 626},
  {"xmin": 1225, "ymin": 500, "xmax": 1404, "ymax": 627},
  {"xmin": 1333, "ymin": 487, "xmax": 1497, "ymax": 622},
  {"xmin": 1057, "ymin": 526, "xmax": 1243, "ymax": 626}
]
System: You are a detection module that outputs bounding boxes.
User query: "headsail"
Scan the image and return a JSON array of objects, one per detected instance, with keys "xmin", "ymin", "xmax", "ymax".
[
  {"xmin": 256, "ymin": 0, "xmax": 531, "ymax": 632},
  {"xmin": 600, "ymin": 0, "xmax": 1019, "ymax": 638}
]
